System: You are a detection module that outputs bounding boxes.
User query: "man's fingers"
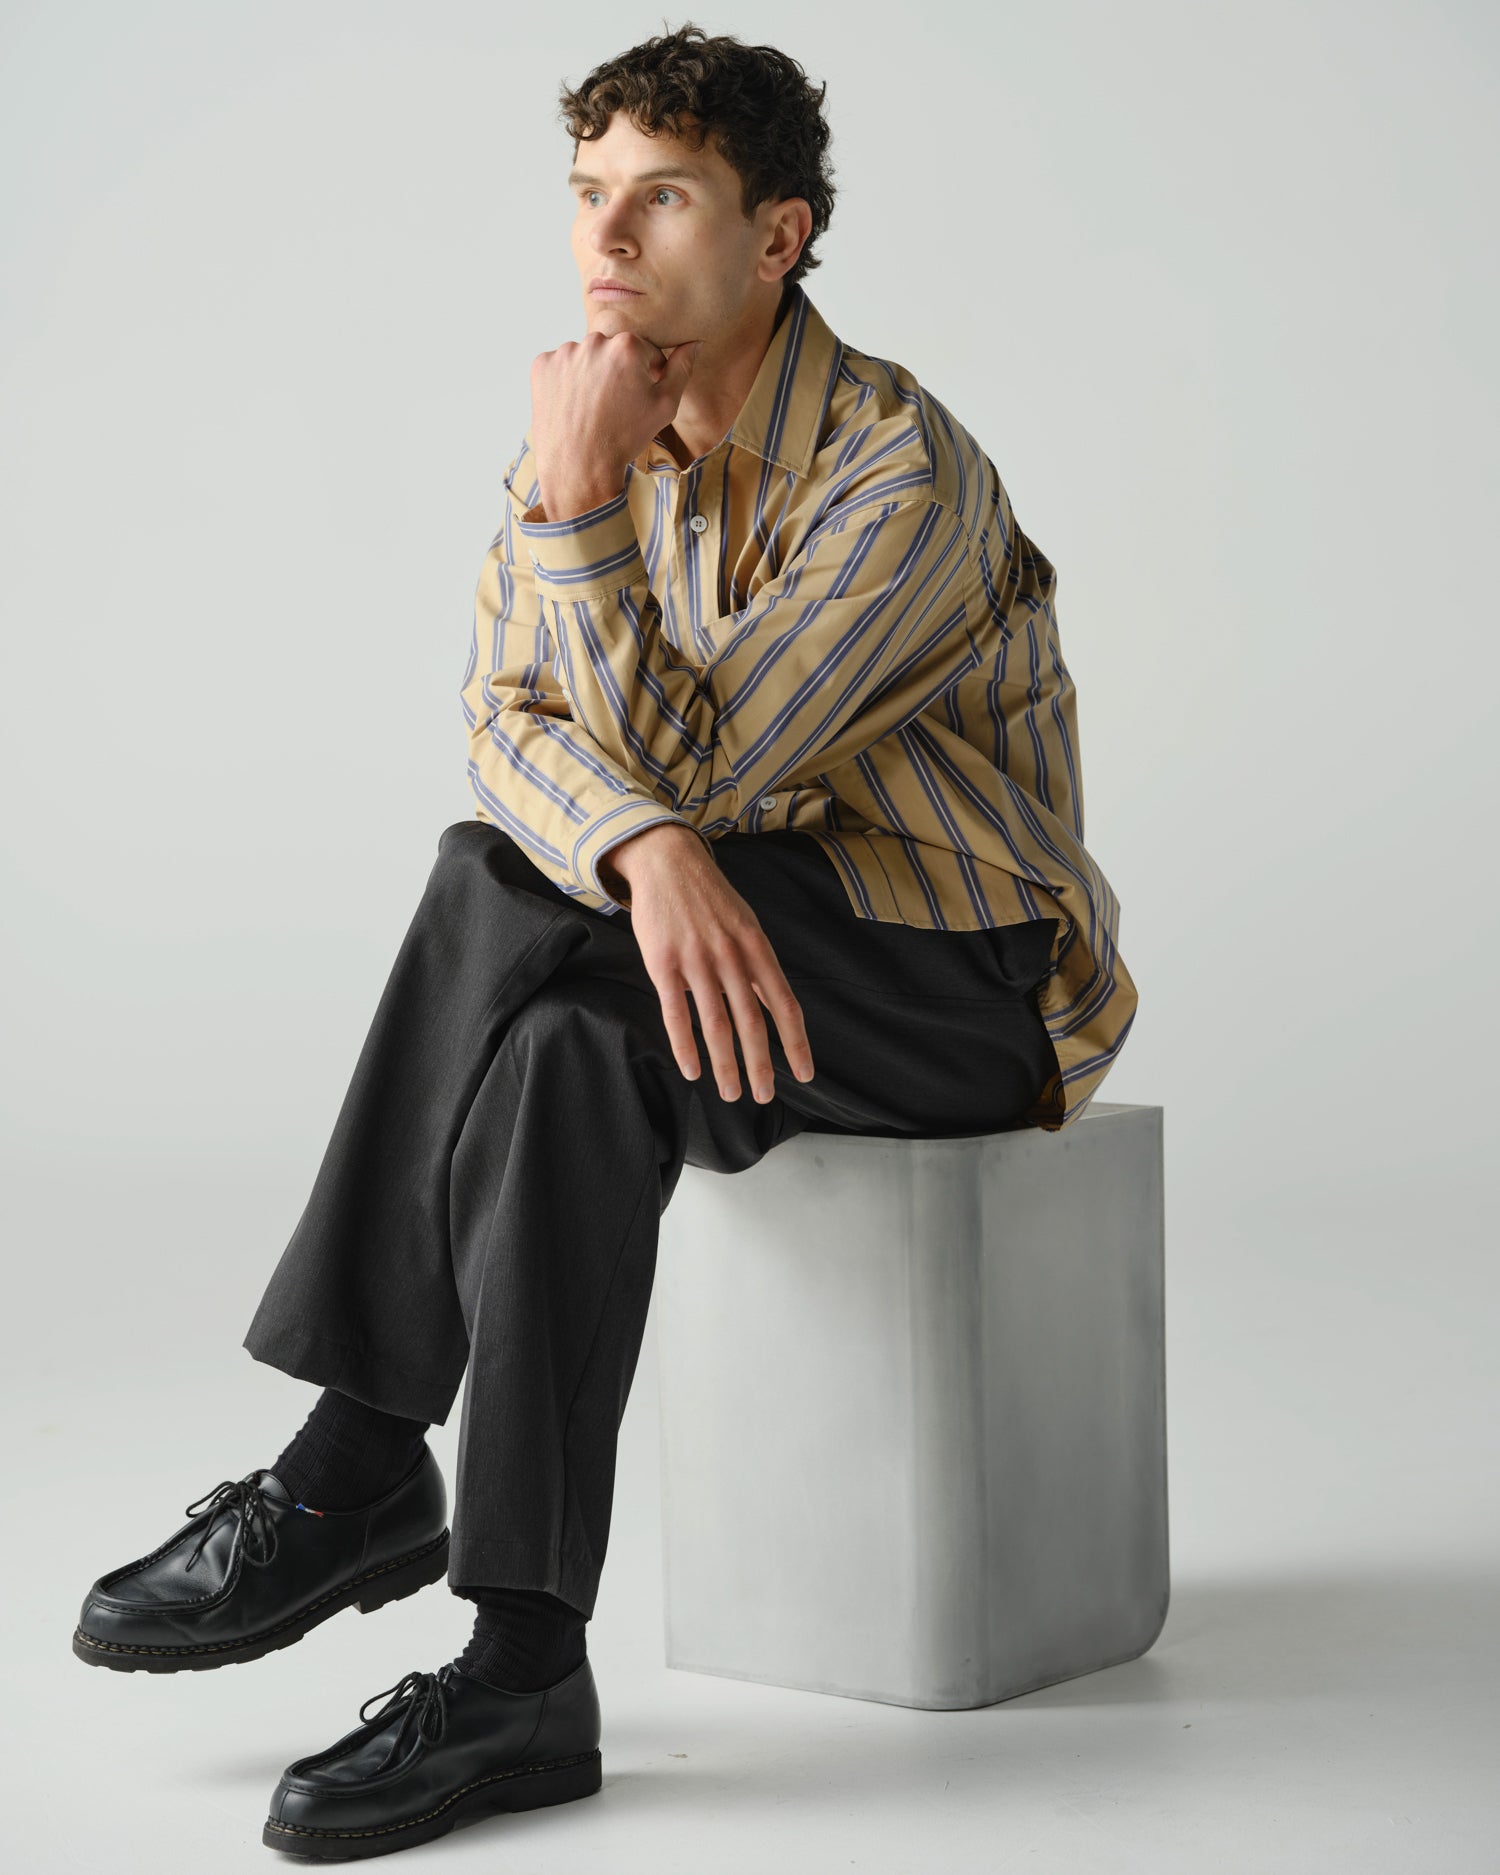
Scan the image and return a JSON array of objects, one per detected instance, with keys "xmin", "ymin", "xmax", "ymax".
[
  {"xmin": 637, "ymin": 903, "xmax": 815, "ymax": 1100},
  {"xmin": 687, "ymin": 968, "xmax": 744, "ymax": 1103},
  {"xmin": 746, "ymin": 940, "xmax": 815, "ymax": 1084},
  {"xmin": 656, "ymin": 338, "xmax": 703, "ymax": 402},
  {"xmin": 653, "ymin": 976, "xmax": 702, "ymax": 1082},
  {"xmin": 718, "ymin": 970, "xmax": 776, "ymax": 1103}
]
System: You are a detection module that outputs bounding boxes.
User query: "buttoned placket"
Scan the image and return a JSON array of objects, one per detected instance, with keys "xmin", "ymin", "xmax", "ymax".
[
  {"xmin": 679, "ymin": 456, "xmax": 774, "ymax": 831},
  {"xmin": 677, "ymin": 458, "xmax": 711, "ymax": 665},
  {"xmin": 691, "ymin": 452, "xmax": 784, "ymax": 832}
]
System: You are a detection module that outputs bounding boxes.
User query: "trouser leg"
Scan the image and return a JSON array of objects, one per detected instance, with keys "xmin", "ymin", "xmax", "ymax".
[
  {"xmin": 241, "ymin": 819, "xmax": 615, "ymax": 1427},
  {"xmin": 442, "ymin": 966, "xmax": 794, "ymax": 1615},
  {"xmin": 243, "ymin": 818, "xmax": 1058, "ymax": 1618},
  {"xmin": 241, "ymin": 820, "xmax": 793, "ymax": 1616}
]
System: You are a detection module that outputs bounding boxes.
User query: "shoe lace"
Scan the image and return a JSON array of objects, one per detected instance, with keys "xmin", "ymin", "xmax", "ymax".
[
  {"xmin": 358, "ymin": 1666, "xmax": 453, "ymax": 1771},
  {"xmin": 180, "ymin": 1474, "xmax": 280, "ymax": 1572}
]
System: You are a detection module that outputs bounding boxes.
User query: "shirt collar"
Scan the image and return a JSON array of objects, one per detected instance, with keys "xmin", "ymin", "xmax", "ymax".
[{"xmin": 641, "ymin": 279, "xmax": 842, "ymax": 481}]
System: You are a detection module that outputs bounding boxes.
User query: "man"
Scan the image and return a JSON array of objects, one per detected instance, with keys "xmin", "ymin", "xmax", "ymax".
[{"xmin": 71, "ymin": 23, "xmax": 1137, "ymax": 1861}]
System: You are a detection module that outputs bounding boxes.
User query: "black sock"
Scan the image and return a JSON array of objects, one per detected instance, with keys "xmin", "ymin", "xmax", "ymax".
[
  {"xmin": 451, "ymin": 1584, "xmax": 588, "ymax": 1693},
  {"xmin": 270, "ymin": 1387, "xmax": 429, "ymax": 1513}
]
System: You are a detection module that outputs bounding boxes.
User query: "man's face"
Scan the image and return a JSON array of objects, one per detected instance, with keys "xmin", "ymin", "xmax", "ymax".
[{"xmin": 567, "ymin": 113, "xmax": 771, "ymax": 351}]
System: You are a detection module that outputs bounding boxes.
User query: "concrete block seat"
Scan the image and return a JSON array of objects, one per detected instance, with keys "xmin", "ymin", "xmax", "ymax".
[{"xmin": 656, "ymin": 1101, "xmax": 1167, "ymax": 1709}]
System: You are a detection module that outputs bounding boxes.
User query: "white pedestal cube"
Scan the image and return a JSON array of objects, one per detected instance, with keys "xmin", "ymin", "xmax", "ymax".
[{"xmin": 656, "ymin": 1101, "xmax": 1168, "ymax": 1709}]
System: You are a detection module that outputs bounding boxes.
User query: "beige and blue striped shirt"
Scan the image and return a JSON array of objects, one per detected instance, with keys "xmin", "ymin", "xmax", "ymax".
[{"xmin": 461, "ymin": 280, "xmax": 1138, "ymax": 1129}]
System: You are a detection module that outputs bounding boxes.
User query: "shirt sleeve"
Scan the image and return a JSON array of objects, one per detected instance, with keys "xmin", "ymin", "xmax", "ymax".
[
  {"xmin": 516, "ymin": 486, "xmax": 981, "ymax": 835},
  {"xmin": 459, "ymin": 454, "xmax": 712, "ymax": 914}
]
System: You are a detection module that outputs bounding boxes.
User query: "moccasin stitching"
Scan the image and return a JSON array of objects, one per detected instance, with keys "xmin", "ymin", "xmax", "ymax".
[{"xmin": 74, "ymin": 1529, "xmax": 448, "ymax": 1657}]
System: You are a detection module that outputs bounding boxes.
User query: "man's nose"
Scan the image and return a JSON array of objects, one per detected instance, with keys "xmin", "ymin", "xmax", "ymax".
[{"xmin": 589, "ymin": 205, "xmax": 637, "ymax": 250}]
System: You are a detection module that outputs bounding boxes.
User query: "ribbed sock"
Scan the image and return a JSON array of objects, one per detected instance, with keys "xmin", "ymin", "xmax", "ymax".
[
  {"xmin": 270, "ymin": 1386, "xmax": 430, "ymax": 1513},
  {"xmin": 450, "ymin": 1584, "xmax": 588, "ymax": 1693}
]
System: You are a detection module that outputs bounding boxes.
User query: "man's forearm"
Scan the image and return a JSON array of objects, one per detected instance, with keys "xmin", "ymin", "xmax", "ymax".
[{"xmin": 522, "ymin": 455, "xmax": 710, "ymax": 908}]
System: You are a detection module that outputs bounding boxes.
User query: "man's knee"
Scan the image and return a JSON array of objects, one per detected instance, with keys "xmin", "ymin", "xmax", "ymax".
[
  {"xmin": 431, "ymin": 817, "xmax": 558, "ymax": 900},
  {"xmin": 435, "ymin": 816, "xmax": 511, "ymax": 869}
]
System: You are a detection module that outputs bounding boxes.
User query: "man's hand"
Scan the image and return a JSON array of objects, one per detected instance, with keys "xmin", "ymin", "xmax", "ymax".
[
  {"xmin": 530, "ymin": 332, "xmax": 704, "ymax": 521},
  {"xmin": 607, "ymin": 824, "xmax": 816, "ymax": 1104}
]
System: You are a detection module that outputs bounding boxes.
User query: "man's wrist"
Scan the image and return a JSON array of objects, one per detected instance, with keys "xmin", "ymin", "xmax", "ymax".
[
  {"xmin": 604, "ymin": 822, "xmax": 706, "ymax": 891},
  {"xmin": 535, "ymin": 470, "xmax": 628, "ymax": 524}
]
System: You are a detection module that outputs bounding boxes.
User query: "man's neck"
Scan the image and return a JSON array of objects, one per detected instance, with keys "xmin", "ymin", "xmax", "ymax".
[
  {"xmin": 657, "ymin": 282, "xmax": 792, "ymax": 471},
  {"xmin": 655, "ymin": 423, "xmax": 697, "ymax": 472}
]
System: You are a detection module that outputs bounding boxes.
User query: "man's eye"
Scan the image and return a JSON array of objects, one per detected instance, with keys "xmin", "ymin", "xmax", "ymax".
[{"xmin": 580, "ymin": 188, "xmax": 682, "ymax": 207}]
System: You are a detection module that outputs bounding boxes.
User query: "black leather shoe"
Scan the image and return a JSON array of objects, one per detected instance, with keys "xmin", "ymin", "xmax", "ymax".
[
  {"xmin": 72, "ymin": 1444, "xmax": 449, "ymax": 1673},
  {"xmin": 262, "ymin": 1656, "xmax": 602, "ymax": 1858}
]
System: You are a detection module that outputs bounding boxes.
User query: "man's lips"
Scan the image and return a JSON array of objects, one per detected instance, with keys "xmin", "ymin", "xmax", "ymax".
[{"xmin": 589, "ymin": 278, "xmax": 644, "ymax": 295}]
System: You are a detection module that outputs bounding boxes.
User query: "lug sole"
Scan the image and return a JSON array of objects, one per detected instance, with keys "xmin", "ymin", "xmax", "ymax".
[
  {"xmin": 261, "ymin": 1746, "xmax": 603, "ymax": 1859},
  {"xmin": 71, "ymin": 1527, "xmax": 450, "ymax": 1673}
]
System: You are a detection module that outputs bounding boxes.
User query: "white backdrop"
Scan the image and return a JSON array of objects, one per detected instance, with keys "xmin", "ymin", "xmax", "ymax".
[{"xmin": 3, "ymin": 3, "xmax": 1496, "ymax": 1869}]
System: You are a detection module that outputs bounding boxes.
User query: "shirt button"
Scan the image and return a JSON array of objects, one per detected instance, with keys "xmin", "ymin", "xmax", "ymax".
[
  {"xmin": 759, "ymin": 795, "xmax": 776, "ymax": 810},
  {"xmin": 689, "ymin": 514, "xmax": 708, "ymax": 534}
]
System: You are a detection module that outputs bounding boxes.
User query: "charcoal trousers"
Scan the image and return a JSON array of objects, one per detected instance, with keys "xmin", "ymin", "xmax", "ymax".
[{"xmin": 241, "ymin": 820, "xmax": 1059, "ymax": 1618}]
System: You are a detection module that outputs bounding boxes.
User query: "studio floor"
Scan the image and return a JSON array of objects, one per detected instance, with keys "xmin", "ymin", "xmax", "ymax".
[{"xmin": 12, "ymin": 1225, "xmax": 1497, "ymax": 1875}]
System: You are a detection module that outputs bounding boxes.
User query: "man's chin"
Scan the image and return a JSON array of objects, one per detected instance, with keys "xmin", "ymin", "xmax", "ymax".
[{"xmin": 588, "ymin": 314, "xmax": 676, "ymax": 355}]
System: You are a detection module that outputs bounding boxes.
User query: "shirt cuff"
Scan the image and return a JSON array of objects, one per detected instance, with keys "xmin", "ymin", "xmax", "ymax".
[
  {"xmin": 517, "ymin": 488, "xmax": 649, "ymax": 602},
  {"xmin": 572, "ymin": 799, "xmax": 712, "ymax": 908}
]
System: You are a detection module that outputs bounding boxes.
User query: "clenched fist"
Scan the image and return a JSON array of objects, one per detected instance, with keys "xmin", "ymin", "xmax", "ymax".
[{"xmin": 530, "ymin": 332, "xmax": 703, "ymax": 522}]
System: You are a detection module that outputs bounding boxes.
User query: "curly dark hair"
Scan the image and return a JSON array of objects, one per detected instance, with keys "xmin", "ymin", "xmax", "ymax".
[{"xmin": 556, "ymin": 19, "xmax": 837, "ymax": 292}]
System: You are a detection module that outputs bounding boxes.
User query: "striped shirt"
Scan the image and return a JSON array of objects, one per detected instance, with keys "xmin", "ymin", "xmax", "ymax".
[{"xmin": 461, "ymin": 279, "xmax": 1138, "ymax": 1129}]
